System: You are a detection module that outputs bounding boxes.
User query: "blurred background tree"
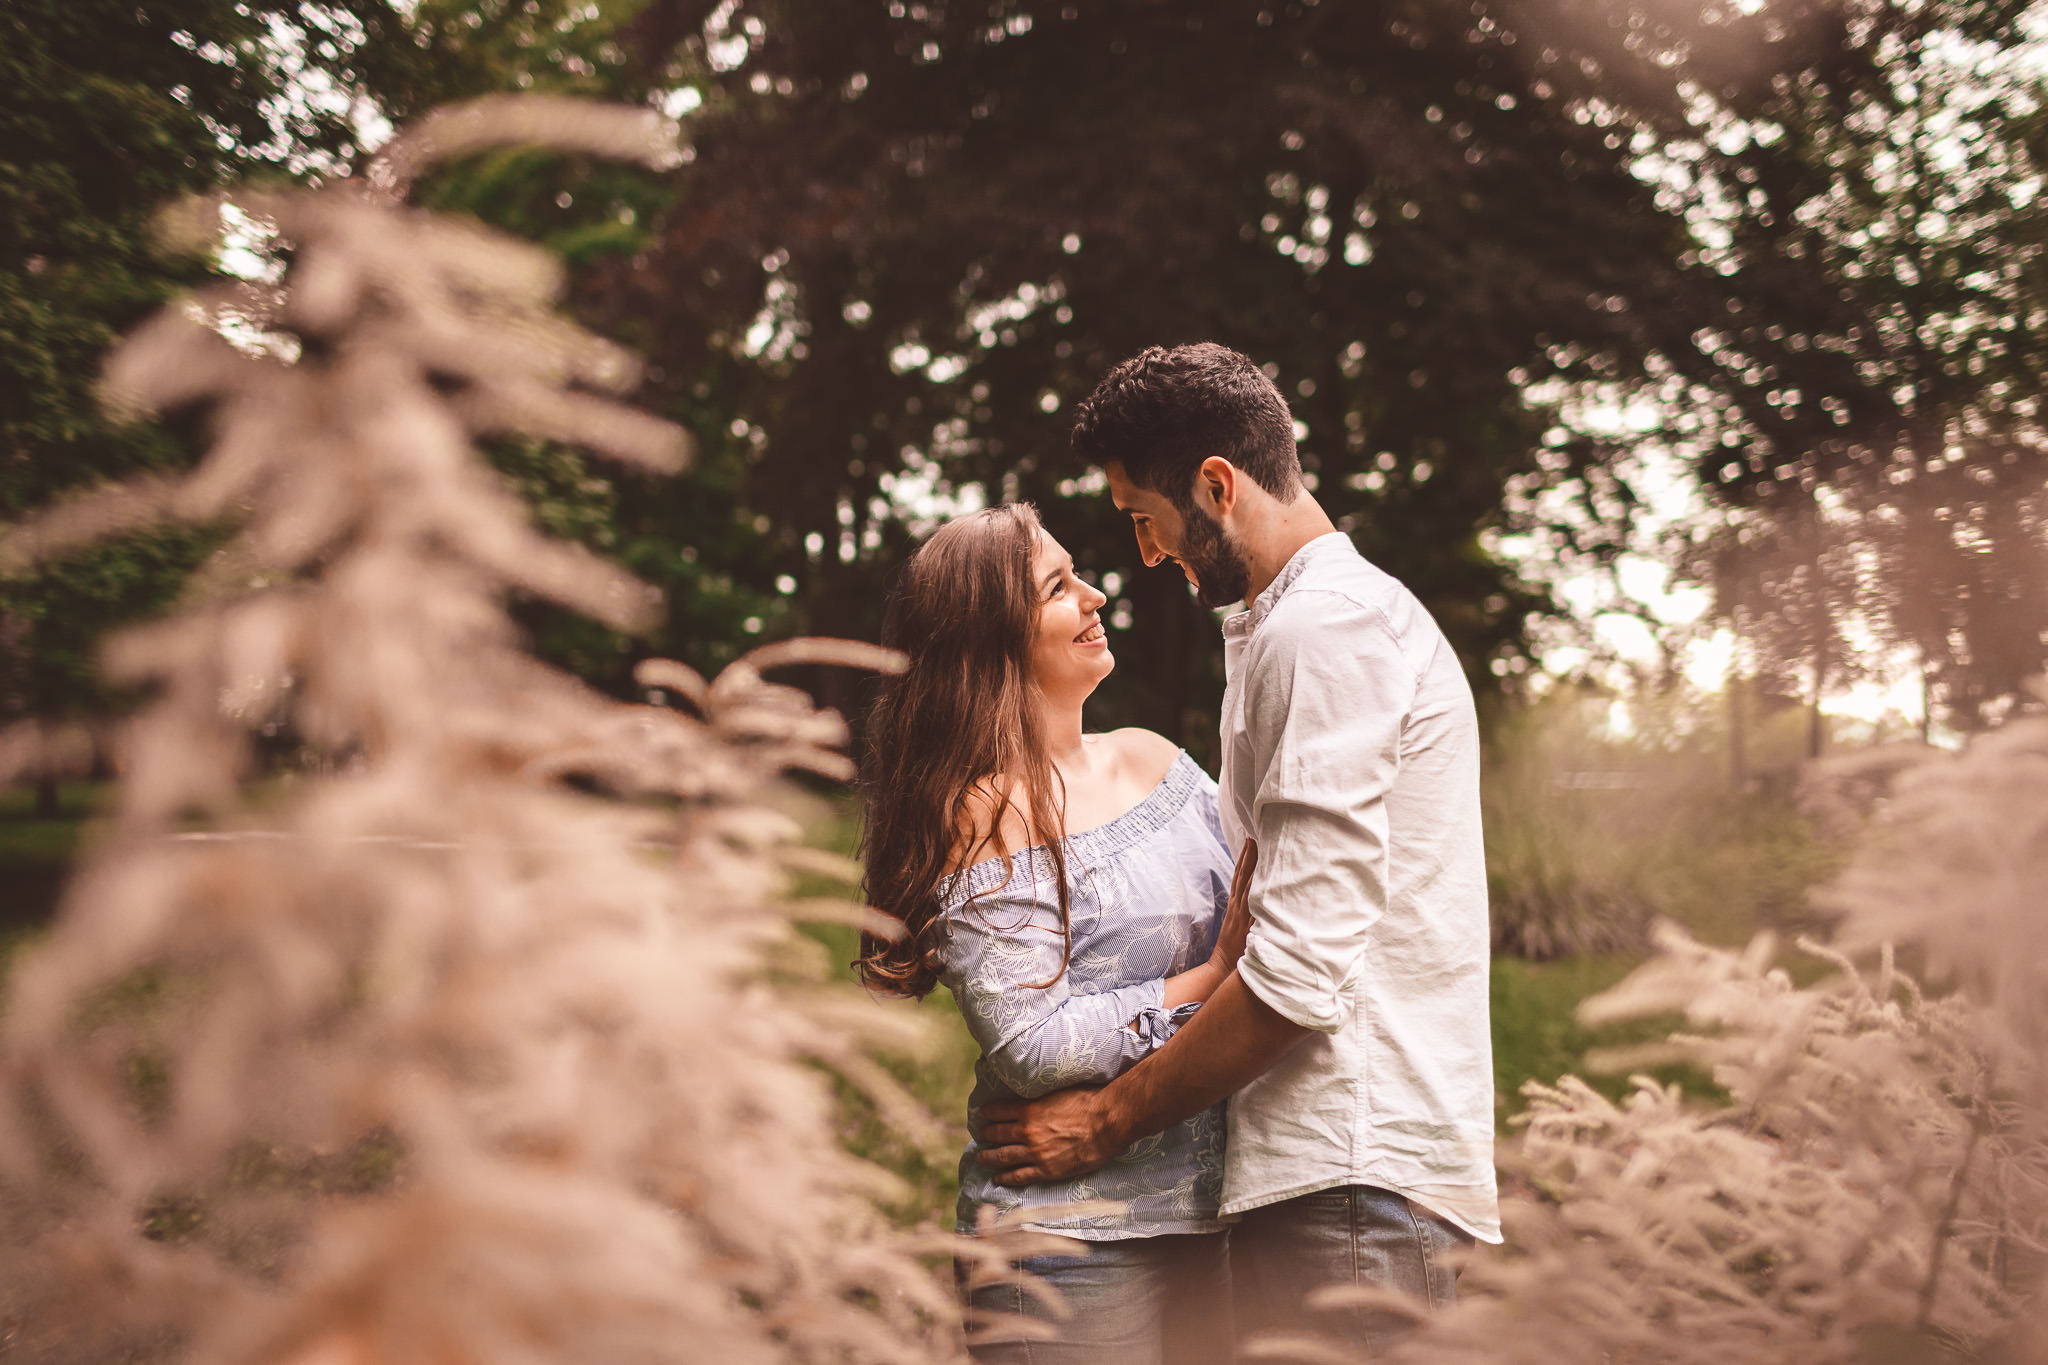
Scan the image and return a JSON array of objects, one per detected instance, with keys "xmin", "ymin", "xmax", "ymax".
[
  {"xmin": 0, "ymin": 0, "xmax": 435, "ymax": 812},
  {"xmin": 586, "ymin": 0, "xmax": 1731, "ymax": 753},
  {"xmin": 494, "ymin": 0, "xmax": 2042, "ymax": 751},
  {"xmin": 1533, "ymin": 0, "xmax": 2048, "ymax": 738}
]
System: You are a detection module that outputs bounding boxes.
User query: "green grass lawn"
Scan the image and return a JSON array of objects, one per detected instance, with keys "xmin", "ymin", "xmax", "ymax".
[
  {"xmin": 1489, "ymin": 953, "xmax": 1727, "ymax": 1129},
  {"xmin": 0, "ymin": 781, "xmax": 108, "ymax": 937}
]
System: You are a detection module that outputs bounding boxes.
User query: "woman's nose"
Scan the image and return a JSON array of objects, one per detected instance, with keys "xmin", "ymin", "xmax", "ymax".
[{"xmin": 1084, "ymin": 580, "xmax": 1108, "ymax": 611}]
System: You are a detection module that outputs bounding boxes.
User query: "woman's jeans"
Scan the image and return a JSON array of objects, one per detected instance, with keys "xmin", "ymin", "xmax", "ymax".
[
  {"xmin": 961, "ymin": 1230, "xmax": 1233, "ymax": 1365},
  {"xmin": 1231, "ymin": 1184, "xmax": 1474, "ymax": 1357}
]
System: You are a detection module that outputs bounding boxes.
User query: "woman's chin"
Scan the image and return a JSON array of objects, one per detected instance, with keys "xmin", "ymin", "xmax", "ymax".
[{"xmin": 1067, "ymin": 651, "xmax": 1115, "ymax": 691}]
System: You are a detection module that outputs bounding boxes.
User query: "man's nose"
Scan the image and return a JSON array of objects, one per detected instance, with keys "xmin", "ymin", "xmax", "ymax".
[{"xmin": 1134, "ymin": 524, "xmax": 1166, "ymax": 568}]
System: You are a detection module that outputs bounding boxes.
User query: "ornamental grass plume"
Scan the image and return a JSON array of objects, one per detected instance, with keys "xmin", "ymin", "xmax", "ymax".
[
  {"xmin": 0, "ymin": 97, "xmax": 994, "ymax": 1364},
  {"xmin": 1321, "ymin": 694, "xmax": 2048, "ymax": 1365}
]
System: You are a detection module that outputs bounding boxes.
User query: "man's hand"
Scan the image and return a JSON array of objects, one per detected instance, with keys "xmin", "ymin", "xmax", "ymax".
[
  {"xmin": 1211, "ymin": 837, "xmax": 1258, "ymax": 971},
  {"xmin": 974, "ymin": 1085, "xmax": 1127, "ymax": 1186}
]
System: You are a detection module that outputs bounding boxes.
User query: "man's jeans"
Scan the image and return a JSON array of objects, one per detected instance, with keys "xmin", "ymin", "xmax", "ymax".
[
  {"xmin": 960, "ymin": 1230, "xmax": 1233, "ymax": 1365},
  {"xmin": 1230, "ymin": 1185, "xmax": 1473, "ymax": 1356}
]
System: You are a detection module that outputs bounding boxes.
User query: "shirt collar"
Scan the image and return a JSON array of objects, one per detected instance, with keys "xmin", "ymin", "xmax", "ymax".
[{"xmin": 1220, "ymin": 531, "xmax": 1353, "ymax": 638}]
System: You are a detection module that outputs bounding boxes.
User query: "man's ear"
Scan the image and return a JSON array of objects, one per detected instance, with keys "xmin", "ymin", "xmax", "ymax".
[{"xmin": 1196, "ymin": 456, "xmax": 1240, "ymax": 515}]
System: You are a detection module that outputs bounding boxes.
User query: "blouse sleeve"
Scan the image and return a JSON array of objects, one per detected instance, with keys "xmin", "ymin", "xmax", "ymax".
[{"xmin": 939, "ymin": 886, "xmax": 1200, "ymax": 1099}]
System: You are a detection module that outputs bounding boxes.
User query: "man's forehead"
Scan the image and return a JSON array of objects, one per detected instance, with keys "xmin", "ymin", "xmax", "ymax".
[{"xmin": 1102, "ymin": 462, "xmax": 1148, "ymax": 512}]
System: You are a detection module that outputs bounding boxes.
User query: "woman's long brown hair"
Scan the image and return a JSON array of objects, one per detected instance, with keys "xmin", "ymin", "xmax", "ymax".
[{"xmin": 857, "ymin": 503, "xmax": 1074, "ymax": 999}]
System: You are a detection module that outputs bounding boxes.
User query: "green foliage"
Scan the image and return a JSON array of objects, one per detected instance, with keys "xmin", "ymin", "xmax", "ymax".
[
  {"xmin": 138, "ymin": 1188, "xmax": 207, "ymax": 1244},
  {"xmin": 485, "ymin": 434, "xmax": 802, "ymax": 689},
  {"xmin": 809, "ymin": 917, "xmax": 980, "ymax": 1228},
  {"xmin": 385, "ymin": 4, "xmax": 818, "ymax": 694},
  {"xmin": 566, "ymin": 0, "xmax": 2048, "ymax": 747},
  {"xmin": 3, "ymin": 527, "xmax": 218, "ymax": 712},
  {"xmin": 2, "ymin": 2, "xmax": 216, "ymax": 744},
  {"xmin": 0, "ymin": 0, "xmax": 455, "ymax": 752},
  {"xmin": 0, "ymin": 782, "xmax": 100, "ymax": 940},
  {"xmin": 12, "ymin": 0, "xmax": 2047, "ymax": 758},
  {"xmin": 1, "ymin": 1, "xmax": 259, "ymax": 511}
]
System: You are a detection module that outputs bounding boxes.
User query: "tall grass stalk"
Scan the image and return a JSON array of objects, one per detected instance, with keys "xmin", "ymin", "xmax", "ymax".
[{"xmin": 0, "ymin": 98, "xmax": 1022, "ymax": 1364}]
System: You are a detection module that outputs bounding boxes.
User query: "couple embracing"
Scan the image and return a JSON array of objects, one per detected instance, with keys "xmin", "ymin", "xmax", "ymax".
[{"xmin": 859, "ymin": 344, "xmax": 1500, "ymax": 1363}]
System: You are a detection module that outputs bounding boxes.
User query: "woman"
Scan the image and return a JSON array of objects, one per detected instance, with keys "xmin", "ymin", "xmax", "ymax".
[{"xmin": 859, "ymin": 503, "xmax": 1249, "ymax": 1365}]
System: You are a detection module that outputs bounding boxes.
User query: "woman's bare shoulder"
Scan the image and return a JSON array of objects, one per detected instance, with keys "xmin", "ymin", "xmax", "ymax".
[{"xmin": 1102, "ymin": 727, "xmax": 1181, "ymax": 789}]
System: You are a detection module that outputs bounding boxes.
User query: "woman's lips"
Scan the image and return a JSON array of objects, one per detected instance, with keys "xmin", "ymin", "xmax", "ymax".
[{"xmin": 1074, "ymin": 621, "xmax": 1106, "ymax": 645}]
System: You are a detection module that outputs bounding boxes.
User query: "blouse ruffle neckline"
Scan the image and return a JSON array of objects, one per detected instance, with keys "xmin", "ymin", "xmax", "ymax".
[{"xmin": 936, "ymin": 751, "xmax": 1206, "ymax": 908}]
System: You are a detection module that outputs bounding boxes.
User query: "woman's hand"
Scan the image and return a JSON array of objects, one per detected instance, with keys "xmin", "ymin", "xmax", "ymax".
[{"xmin": 1209, "ymin": 837, "xmax": 1257, "ymax": 973}]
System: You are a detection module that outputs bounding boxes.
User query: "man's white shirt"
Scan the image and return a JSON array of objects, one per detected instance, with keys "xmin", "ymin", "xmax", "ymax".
[{"xmin": 1217, "ymin": 531, "xmax": 1501, "ymax": 1243}]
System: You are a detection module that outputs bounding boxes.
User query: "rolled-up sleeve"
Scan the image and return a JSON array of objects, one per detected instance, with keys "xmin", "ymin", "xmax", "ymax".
[
  {"xmin": 940, "ymin": 892, "xmax": 1192, "ymax": 1098},
  {"xmin": 1235, "ymin": 592, "xmax": 1416, "ymax": 1034}
]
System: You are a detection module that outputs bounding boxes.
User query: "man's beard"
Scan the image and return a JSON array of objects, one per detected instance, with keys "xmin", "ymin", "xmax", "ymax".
[{"xmin": 1176, "ymin": 504, "xmax": 1252, "ymax": 609}]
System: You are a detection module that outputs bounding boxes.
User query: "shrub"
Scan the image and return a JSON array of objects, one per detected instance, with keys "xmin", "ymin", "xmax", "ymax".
[{"xmin": 1485, "ymin": 689, "xmax": 1838, "ymax": 959}]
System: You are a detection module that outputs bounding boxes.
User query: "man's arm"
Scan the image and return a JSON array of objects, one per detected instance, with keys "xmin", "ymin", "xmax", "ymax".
[{"xmin": 974, "ymin": 968, "xmax": 1308, "ymax": 1185}]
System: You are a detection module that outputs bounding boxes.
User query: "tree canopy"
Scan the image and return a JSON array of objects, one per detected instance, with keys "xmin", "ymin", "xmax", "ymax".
[
  {"xmin": 584, "ymin": 0, "xmax": 2048, "ymax": 745},
  {"xmin": 1473, "ymin": 0, "xmax": 2046, "ymax": 733},
  {"xmin": 577, "ymin": 0, "xmax": 1706, "ymax": 745}
]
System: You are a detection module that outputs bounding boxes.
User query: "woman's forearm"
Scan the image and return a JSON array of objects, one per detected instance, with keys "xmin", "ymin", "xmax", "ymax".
[
  {"xmin": 1160, "ymin": 960, "xmax": 1227, "ymax": 1010},
  {"xmin": 1102, "ymin": 972, "xmax": 1310, "ymax": 1146}
]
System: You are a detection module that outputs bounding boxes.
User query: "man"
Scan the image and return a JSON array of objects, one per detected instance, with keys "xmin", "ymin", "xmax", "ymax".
[{"xmin": 974, "ymin": 343, "xmax": 1500, "ymax": 1353}]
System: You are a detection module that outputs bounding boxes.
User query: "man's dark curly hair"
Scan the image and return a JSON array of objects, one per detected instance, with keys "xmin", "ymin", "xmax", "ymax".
[{"xmin": 1068, "ymin": 342, "xmax": 1302, "ymax": 511}]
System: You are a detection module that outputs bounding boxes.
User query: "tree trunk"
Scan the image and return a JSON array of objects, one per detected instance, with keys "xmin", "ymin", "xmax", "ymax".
[
  {"xmin": 34, "ymin": 772, "xmax": 60, "ymax": 820},
  {"xmin": 1808, "ymin": 642, "xmax": 1828, "ymax": 761},
  {"xmin": 1921, "ymin": 652, "xmax": 1934, "ymax": 744},
  {"xmin": 1729, "ymin": 670, "xmax": 1749, "ymax": 791}
]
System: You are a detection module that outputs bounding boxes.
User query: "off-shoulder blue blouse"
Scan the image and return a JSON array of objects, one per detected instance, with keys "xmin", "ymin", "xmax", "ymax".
[{"xmin": 937, "ymin": 751, "xmax": 1231, "ymax": 1240}]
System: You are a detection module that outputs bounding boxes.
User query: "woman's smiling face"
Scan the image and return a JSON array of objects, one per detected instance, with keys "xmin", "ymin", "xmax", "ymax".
[{"xmin": 1028, "ymin": 530, "xmax": 1113, "ymax": 698}]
